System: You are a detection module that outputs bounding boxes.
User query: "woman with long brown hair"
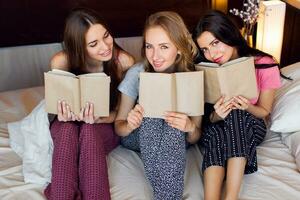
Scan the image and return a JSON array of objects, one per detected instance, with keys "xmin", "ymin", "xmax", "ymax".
[{"xmin": 44, "ymin": 8, "xmax": 134, "ymax": 200}]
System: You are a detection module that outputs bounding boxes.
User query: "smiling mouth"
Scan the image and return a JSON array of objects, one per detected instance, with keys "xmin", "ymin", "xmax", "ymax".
[
  {"xmin": 100, "ymin": 50, "xmax": 111, "ymax": 57},
  {"xmin": 214, "ymin": 56, "xmax": 223, "ymax": 63},
  {"xmin": 153, "ymin": 62, "xmax": 163, "ymax": 68}
]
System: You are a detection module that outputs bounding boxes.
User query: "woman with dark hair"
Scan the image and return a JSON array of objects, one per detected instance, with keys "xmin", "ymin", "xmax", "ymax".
[
  {"xmin": 193, "ymin": 10, "xmax": 281, "ymax": 200},
  {"xmin": 44, "ymin": 8, "xmax": 134, "ymax": 200},
  {"xmin": 115, "ymin": 11, "xmax": 202, "ymax": 200}
]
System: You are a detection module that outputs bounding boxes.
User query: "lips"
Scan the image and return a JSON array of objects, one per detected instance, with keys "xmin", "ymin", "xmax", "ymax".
[
  {"xmin": 100, "ymin": 49, "xmax": 111, "ymax": 57},
  {"xmin": 153, "ymin": 61, "xmax": 163, "ymax": 68},
  {"xmin": 213, "ymin": 56, "xmax": 223, "ymax": 63}
]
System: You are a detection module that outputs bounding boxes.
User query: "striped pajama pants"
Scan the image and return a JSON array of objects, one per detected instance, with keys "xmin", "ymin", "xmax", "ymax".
[
  {"xmin": 44, "ymin": 119, "xmax": 120, "ymax": 200},
  {"xmin": 121, "ymin": 118, "xmax": 187, "ymax": 200},
  {"xmin": 199, "ymin": 109, "xmax": 266, "ymax": 174}
]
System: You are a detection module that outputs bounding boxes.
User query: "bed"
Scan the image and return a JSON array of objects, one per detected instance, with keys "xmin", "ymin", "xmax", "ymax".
[{"xmin": 1, "ymin": 51, "xmax": 300, "ymax": 199}]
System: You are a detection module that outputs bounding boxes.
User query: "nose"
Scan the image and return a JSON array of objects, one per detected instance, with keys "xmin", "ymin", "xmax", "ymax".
[
  {"xmin": 99, "ymin": 40, "xmax": 109, "ymax": 51},
  {"xmin": 152, "ymin": 48, "xmax": 160, "ymax": 60},
  {"xmin": 208, "ymin": 47, "xmax": 217, "ymax": 60}
]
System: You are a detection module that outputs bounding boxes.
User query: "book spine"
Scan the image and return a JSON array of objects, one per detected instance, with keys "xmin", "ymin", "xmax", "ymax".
[{"xmin": 172, "ymin": 73, "xmax": 177, "ymax": 112}]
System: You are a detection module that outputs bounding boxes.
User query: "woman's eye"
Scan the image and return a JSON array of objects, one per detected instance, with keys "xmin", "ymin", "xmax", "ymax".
[
  {"xmin": 201, "ymin": 48, "xmax": 207, "ymax": 53},
  {"xmin": 104, "ymin": 32, "xmax": 110, "ymax": 38},
  {"xmin": 145, "ymin": 44, "xmax": 152, "ymax": 49},
  {"xmin": 161, "ymin": 45, "xmax": 168, "ymax": 49},
  {"xmin": 212, "ymin": 40, "xmax": 219, "ymax": 46},
  {"xmin": 89, "ymin": 42, "xmax": 97, "ymax": 47}
]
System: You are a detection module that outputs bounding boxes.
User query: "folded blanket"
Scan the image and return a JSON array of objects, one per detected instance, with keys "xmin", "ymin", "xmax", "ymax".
[{"xmin": 8, "ymin": 100, "xmax": 53, "ymax": 185}]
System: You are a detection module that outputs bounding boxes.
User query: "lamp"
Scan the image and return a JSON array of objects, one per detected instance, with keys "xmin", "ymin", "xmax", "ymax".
[
  {"xmin": 256, "ymin": 0, "xmax": 286, "ymax": 62},
  {"xmin": 211, "ymin": 0, "xmax": 228, "ymax": 13}
]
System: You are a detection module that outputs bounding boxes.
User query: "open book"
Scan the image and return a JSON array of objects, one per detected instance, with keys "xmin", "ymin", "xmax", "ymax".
[
  {"xmin": 44, "ymin": 69, "xmax": 111, "ymax": 116},
  {"xmin": 195, "ymin": 56, "xmax": 257, "ymax": 104},
  {"xmin": 139, "ymin": 71, "xmax": 204, "ymax": 118}
]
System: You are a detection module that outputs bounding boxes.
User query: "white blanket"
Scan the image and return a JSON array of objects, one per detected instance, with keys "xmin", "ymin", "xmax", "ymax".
[{"xmin": 8, "ymin": 100, "xmax": 53, "ymax": 185}]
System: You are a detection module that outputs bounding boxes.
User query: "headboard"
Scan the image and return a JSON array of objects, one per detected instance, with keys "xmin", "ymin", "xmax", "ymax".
[
  {"xmin": 0, "ymin": 0, "xmax": 211, "ymax": 92},
  {"xmin": 0, "ymin": 0, "xmax": 210, "ymax": 47}
]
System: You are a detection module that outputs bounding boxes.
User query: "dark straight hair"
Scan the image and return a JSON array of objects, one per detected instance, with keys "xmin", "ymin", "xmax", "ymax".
[
  {"xmin": 193, "ymin": 10, "xmax": 277, "ymax": 68},
  {"xmin": 193, "ymin": 10, "xmax": 291, "ymax": 80}
]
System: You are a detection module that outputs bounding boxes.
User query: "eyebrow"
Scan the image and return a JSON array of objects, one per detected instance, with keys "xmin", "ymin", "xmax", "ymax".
[
  {"xmin": 87, "ymin": 30, "xmax": 109, "ymax": 45},
  {"xmin": 200, "ymin": 38, "xmax": 217, "ymax": 49},
  {"xmin": 145, "ymin": 42, "xmax": 170, "ymax": 45},
  {"xmin": 87, "ymin": 40, "xmax": 97, "ymax": 45},
  {"xmin": 208, "ymin": 38, "xmax": 217, "ymax": 46}
]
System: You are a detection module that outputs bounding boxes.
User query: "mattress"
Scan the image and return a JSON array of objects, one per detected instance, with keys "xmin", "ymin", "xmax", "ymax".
[{"xmin": 0, "ymin": 86, "xmax": 300, "ymax": 200}]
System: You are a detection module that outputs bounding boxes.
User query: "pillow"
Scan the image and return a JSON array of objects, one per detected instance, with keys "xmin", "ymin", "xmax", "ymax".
[
  {"xmin": 269, "ymin": 62, "xmax": 300, "ymax": 133},
  {"xmin": 8, "ymin": 100, "xmax": 53, "ymax": 185},
  {"xmin": 282, "ymin": 132, "xmax": 300, "ymax": 171}
]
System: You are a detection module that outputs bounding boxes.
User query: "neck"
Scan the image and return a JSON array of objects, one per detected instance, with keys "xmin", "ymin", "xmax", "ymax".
[
  {"xmin": 86, "ymin": 58, "xmax": 104, "ymax": 73},
  {"xmin": 162, "ymin": 65, "xmax": 176, "ymax": 73}
]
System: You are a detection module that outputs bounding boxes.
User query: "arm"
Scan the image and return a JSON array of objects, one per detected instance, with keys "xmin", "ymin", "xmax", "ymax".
[
  {"xmin": 50, "ymin": 51, "xmax": 69, "ymax": 71},
  {"xmin": 114, "ymin": 94, "xmax": 143, "ymax": 136},
  {"xmin": 232, "ymin": 89, "xmax": 276, "ymax": 119},
  {"xmin": 164, "ymin": 112, "xmax": 202, "ymax": 144},
  {"xmin": 118, "ymin": 50, "xmax": 135, "ymax": 73}
]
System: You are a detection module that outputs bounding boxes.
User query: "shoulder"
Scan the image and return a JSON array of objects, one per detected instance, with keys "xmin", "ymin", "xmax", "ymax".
[
  {"xmin": 118, "ymin": 50, "xmax": 135, "ymax": 72},
  {"xmin": 118, "ymin": 62, "xmax": 145, "ymax": 100},
  {"xmin": 254, "ymin": 56, "xmax": 277, "ymax": 65},
  {"xmin": 50, "ymin": 51, "xmax": 69, "ymax": 70},
  {"xmin": 124, "ymin": 62, "xmax": 145, "ymax": 77}
]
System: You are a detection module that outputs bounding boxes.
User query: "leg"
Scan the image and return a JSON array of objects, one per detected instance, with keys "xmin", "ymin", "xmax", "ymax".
[
  {"xmin": 139, "ymin": 118, "xmax": 186, "ymax": 200},
  {"xmin": 203, "ymin": 166, "xmax": 225, "ymax": 200},
  {"xmin": 222, "ymin": 110, "xmax": 266, "ymax": 199},
  {"xmin": 79, "ymin": 123, "xmax": 119, "ymax": 200},
  {"xmin": 201, "ymin": 124, "xmax": 226, "ymax": 200},
  {"xmin": 224, "ymin": 157, "xmax": 246, "ymax": 200},
  {"xmin": 44, "ymin": 119, "xmax": 80, "ymax": 200}
]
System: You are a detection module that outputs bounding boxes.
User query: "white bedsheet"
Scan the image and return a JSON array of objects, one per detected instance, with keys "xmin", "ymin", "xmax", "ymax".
[{"xmin": 0, "ymin": 87, "xmax": 300, "ymax": 200}]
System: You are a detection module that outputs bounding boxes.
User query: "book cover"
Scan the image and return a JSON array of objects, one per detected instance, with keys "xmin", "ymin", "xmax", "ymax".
[
  {"xmin": 44, "ymin": 69, "xmax": 110, "ymax": 117},
  {"xmin": 195, "ymin": 57, "xmax": 257, "ymax": 104},
  {"xmin": 139, "ymin": 71, "xmax": 204, "ymax": 118}
]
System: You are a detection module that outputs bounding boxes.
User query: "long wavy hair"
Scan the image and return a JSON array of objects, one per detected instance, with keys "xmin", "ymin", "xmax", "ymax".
[
  {"xmin": 142, "ymin": 11, "xmax": 198, "ymax": 72},
  {"xmin": 63, "ymin": 8, "xmax": 124, "ymax": 110}
]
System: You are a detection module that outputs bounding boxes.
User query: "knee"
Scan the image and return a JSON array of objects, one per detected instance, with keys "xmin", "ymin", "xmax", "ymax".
[{"xmin": 51, "ymin": 121, "xmax": 79, "ymax": 143}]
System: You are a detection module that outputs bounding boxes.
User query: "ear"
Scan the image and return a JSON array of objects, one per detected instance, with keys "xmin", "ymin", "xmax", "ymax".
[{"xmin": 177, "ymin": 51, "xmax": 181, "ymax": 55}]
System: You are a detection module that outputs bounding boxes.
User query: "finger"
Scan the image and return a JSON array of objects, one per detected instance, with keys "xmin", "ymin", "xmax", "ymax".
[
  {"xmin": 128, "ymin": 114, "xmax": 141, "ymax": 124},
  {"xmin": 237, "ymin": 96, "xmax": 249, "ymax": 104},
  {"xmin": 214, "ymin": 96, "xmax": 225, "ymax": 110},
  {"xmin": 78, "ymin": 108, "xmax": 84, "ymax": 121},
  {"xmin": 128, "ymin": 118, "xmax": 139, "ymax": 128},
  {"xmin": 57, "ymin": 100, "xmax": 63, "ymax": 115},
  {"xmin": 231, "ymin": 101, "xmax": 242, "ymax": 110},
  {"xmin": 62, "ymin": 101, "xmax": 68, "ymax": 120},
  {"xmin": 223, "ymin": 108, "xmax": 232, "ymax": 117},
  {"xmin": 134, "ymin": 104, "xmax": 144, "ymax": 114},
  {"xmin": 66, "ymin": 105, "xmax": 72, "ymax": 120},
  {"xmin": 89, "ymin": 103, "xmax": 94, "ymax": 124},
  {"xmin": 71, "ymin": 112, "xmax": 76, "ymax": 121},
  {"xmin": 84, "ymin": 103, "xmax": 89, "ymax": 119}
]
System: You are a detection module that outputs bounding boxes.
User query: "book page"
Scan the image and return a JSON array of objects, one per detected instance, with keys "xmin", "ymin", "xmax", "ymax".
[
  {"xmin": 195, "ymin": 65, "xmax": 223, "ymax": 104},
  {"xmin": 79, "ymin": 74, "xmax": 110, "ymax": 117},
  {"xmin": 196, "ymin": 62, "xmax": 219, "ymax": 68},
  {"xmin": 218, "ymin": 57, "xmax": 258, "ymax": 100},
  {"xmin": 44, "ymin": 72, "xmax": 80, "ymax": 115},
  {"xmin": 175, "ymin": 71, "xmax": 204, "ymax": 116},
  {"xmin": 139, "ymin": 72, "xmax": 174, "ymax": 118},
  {"xmin": 48, "ymin": 69, "xmax": 77, "ymax": 77}
]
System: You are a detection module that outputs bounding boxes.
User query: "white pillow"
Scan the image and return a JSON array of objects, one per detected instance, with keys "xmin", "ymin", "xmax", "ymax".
[
  {"xmin": 270, "ymin": 62, "xmax": 300, "ymax": 133},
  {"xmin": 282, "ymin": 132, "xmax": 300, "ymax": 171}
]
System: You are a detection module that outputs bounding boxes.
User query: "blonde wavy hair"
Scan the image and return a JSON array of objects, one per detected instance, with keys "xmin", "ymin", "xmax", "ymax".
[{"xmin": 142, "ymin": 11, "xmax": 198, "ymax": 72}]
